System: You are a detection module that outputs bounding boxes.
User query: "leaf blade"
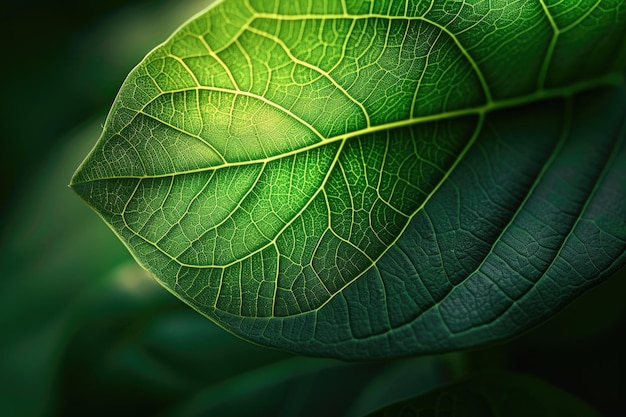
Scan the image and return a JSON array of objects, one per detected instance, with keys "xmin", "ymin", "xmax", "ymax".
[{"xmin": 71, "ymin": 0, "xmax": 626, "ymax": 358}]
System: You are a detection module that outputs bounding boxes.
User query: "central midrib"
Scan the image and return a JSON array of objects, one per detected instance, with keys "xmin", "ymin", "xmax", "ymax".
[{"xmin": 70, "ymin": 71, "xmax": 624, "ymax": 185}]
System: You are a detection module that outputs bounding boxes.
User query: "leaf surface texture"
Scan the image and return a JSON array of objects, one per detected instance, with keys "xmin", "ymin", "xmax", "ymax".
[{"xmin": 71, "ymin": 0, "xmax": 626, "ymax": 358}]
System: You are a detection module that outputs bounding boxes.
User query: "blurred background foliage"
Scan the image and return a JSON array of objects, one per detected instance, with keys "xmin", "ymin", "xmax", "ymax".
[{"xmin": 0, "ymin": 1, "xmax": 624, "ymax": 416}]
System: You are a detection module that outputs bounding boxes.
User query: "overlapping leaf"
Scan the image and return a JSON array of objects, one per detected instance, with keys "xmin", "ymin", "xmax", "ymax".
[
  {"xmin": 366, "ymin": 372, "xmax": 602, "ymax": 417},
  {"xmin": 71, "ymin": 0, "xmax": 626, "ymax": 359}
]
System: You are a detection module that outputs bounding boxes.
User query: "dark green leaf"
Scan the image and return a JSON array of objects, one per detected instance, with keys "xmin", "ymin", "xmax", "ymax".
[
  {"xmin": 71, "ymin": 0, "xmax": 626, "ymax": 358},
  {"xmin": 366, "ymin": 372, "xmax": 602, "ymax": 417},
  {"xmin": 162, "ymin": 355, "xmax": 450, "ymax": 417}
]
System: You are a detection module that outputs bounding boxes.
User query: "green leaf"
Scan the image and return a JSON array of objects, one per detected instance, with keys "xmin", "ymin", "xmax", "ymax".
[
  {"xmin": 70, "ymin": 0, "xmax": 626, "ymax": 359},
  {"xmin": 365, "ymin": 372, "xmax": 602, "ymax": 417},
  {"xmin": 162, "ymin": 355, "xmax": 450, "ymax": 417}
]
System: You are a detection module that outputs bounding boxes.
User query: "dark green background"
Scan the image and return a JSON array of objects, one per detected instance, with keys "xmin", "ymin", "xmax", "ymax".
[{"xmin": 1, "ymin": 1, "xmax": 624, "ymax": 416}]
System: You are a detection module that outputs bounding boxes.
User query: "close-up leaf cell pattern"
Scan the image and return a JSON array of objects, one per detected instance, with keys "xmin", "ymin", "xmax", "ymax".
[{"xmin": 71, "ymin": 0, "xmax": 626, "ymax": 359}]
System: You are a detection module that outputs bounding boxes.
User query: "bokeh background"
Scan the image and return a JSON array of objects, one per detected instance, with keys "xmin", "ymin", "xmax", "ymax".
[{"xmin": 1, "ymin": 1, "xmax": 624, "ymax": 416}]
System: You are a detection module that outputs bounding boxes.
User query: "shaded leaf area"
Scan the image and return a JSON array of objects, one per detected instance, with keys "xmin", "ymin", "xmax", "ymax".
[
  {"xmin": 71, "ymin": 0, "xmax": 626, "ymax": 358},
  {"xmin": 225, "ymin": 86, "xmax": 626, "ymax": 358},
  {"xmin": 366, "ymin": 372, "xmax": 601, "ymax": 417}
]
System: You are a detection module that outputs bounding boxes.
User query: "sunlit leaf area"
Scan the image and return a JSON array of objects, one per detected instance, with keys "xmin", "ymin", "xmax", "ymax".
[{"xmin": 2, "ymin": 1, "xmax": 625, "ymax": 416}]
